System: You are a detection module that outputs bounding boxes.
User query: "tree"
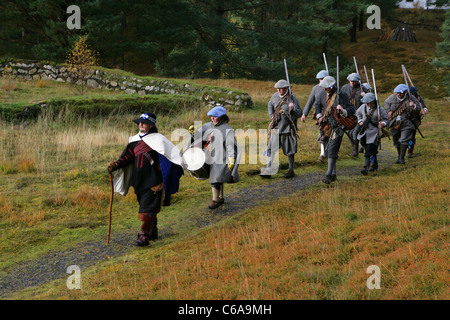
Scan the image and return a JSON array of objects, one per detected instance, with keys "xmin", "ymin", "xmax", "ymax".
[
  {"xmin": 432, "ymin": 9, "xmax": 450, "ymax": 95},
  {"xmin": 65, "ymin": 35, "xmax": 98, "ymax": 95}
]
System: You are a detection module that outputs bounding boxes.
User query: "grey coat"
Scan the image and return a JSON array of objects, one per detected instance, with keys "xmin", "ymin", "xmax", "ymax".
[
  {"xmin": 268, "ymin": 92, "xmax": 302, "ymax": 134},
  {"xmin": 356, "ymin": 104, "xmax": 388, "ymax": 144},
  {"xmin": 200, "ymin": 121, "xmax": 240, "ymax": 184},
  {"xmin": 303, "ymin": 84, "xmax": 326, "ymax": 118},
  {"xmin": 268, "ymin": 92, "xmax": 302, "ymax": 155},
  {"xmin": 340, "ymin": 83, "xmax": 367, "ymax": 109},
  {"xmin": 384, "ymin": 93, "xmax": 421, "ymax": 131}
]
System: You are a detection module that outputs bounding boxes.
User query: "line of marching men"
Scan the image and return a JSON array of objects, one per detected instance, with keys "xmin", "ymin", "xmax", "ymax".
[{"xmin": 262, "ymin": 66, "xmax": 428, "ymax": 184}]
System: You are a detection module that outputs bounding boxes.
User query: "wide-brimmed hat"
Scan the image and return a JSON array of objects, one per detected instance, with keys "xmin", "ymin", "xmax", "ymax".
[
  {"xmin": 319, "ymin": 76, "xmax": 336, "ymax": 89},
  {"xmin": 361, "ymin": 92, "xmax": 376, "ymax": 103},
  {"xmin": 207, "ymin": 105, "xmax": 227, "ymax": 118},
  {"xmin": 133, "ymin": 111, "xmax": 157, "ymax": 125}
]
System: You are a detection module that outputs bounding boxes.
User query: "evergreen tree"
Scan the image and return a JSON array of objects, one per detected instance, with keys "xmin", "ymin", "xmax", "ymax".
[{"xmin": 432, "ymin": 9, "xmax": 450, "ymax": 95}]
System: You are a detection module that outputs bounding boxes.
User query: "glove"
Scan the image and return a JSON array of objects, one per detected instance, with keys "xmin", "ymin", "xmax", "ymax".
[
  {"xmin": 107, "ymin": 161, "xmax": 118, "ymax": 174},
  {"xmin": 228, "ymin": 157, "xmax": 235, "ymax": 172},
  {"xmin": 188, "ymin": 125, "xmax": 195, "ymax": 134}
]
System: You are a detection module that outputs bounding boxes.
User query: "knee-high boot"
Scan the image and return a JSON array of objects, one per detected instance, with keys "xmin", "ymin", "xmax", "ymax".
[
  {"xmin": 136, "ymin": 213, "xmax": 155, "ymax": 246},
  {"xmin": 396, "ymin": 144, "xmax": 407, "ymax": 164}
]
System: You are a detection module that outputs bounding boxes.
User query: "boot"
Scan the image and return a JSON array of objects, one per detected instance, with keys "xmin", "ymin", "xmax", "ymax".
[
  {"xmin": 396, "ymin": 144, "xmax": 407, "ymax": 164},
  {"xmin": 284, "ymin": 169, "xmax": 295, "ymax": 179},
  {"xmin": 317, "ymin": 155, "xmax": 325, "ymax": 163},
  {"xmin": 322, "ymin": 175, "xmax": 333, "ymax": 184},
  {"xmin": 349, "ymin": 144, "xmax": 359, "ymax": 157},
  {"xmin": 149, "ymin": 218, "xmax": 158, "ymax": 240},
  {"xmin": 361, "ymin": 166, "xmax": 368, "ymax": 175},
  {"xmin": 408, "ymin": 145, "xmax": 414, "ymax": 158},
  {"xmin": 135, "ymin": 213, "xmax": 154, "ymax": 247},
  {"xmin": 369, "ymin": 163, "xmax": 378, "ymax": 172},
  {"xmin": 209, "ymin": 187, "xmax": 221, "ymax": 209}
]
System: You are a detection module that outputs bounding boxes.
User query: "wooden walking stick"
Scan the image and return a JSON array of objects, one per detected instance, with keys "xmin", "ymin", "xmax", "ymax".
[{"xmin": 107, "ymin": 172, "xmax": 113, "ymax": 244}]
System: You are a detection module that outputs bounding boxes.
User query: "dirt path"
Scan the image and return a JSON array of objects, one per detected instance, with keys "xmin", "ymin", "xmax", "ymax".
[{"xmin": 0, "ymin": 147, "xmax": 398, "ymax": 298}]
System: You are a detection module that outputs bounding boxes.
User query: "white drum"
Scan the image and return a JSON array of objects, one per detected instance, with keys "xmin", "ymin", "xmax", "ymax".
[{"xmin": 182, "ymin": 147, "xmax": 210, "ymax": 180}]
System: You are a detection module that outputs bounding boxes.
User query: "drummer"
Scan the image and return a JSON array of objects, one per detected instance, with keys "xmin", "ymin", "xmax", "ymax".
[{"xmin": 190, "ymin": 105, "xmax": 240, "ymax": 209}]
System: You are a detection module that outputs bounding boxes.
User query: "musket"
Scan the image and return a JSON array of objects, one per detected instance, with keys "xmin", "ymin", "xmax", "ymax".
[
  {"xmin": 371, "ymin": 68, "xmax": 390, "ymax": 145},
  {"xmin": 323, "ymin": 52, "xmax": 329, "ymax": 73},
  {"xmin": 363, "ymin": 65, "xmax": 371, "ymax": 91},
  {"xmin": 403, "ymin": 64, "xmax": 415, "ymax": 87},
  {"xmin": 402, "ymin": 65, "xmax": 424, "ymax": 138},
  {"xmin": 284, "ymin": 59, "xmax": 292, "ymax": 97},
  {"xmin": 353, "ymin": 56, "xmax": 362, "ymax": 87},
  {"xmin": 336, "ymin": 56, "xmax": 340, "ymax": 104},
  {"xmin": 283, "ymin": 59, "xmax": 298, "ymax": 138}
]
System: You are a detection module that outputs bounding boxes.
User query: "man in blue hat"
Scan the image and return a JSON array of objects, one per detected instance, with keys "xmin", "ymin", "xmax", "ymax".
[
  {"xmin": 189, "ymin": 105, "xmax": 240, "ymax": 209},
  {"xmin": 301, "ymin": 70, "xmax": 328, "ymax": 163},
  {"xmin": 408, "ymin": 86, "xmax": 428, "ymax": 158},
  {"xmin": 384, "ymin": 85, "xmax": 421, "ymax": 164},
  {"xmin": 107, "ymin": 111, "xmax": 184, "ymax": 246}
]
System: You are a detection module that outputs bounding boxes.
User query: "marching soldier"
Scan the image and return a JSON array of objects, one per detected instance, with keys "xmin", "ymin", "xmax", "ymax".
[
  {"xmin": 340, "ymin": 72, "xmax": 368, "ymax": 157},
  {"xmin": 408, "ymin": 86, "xmax": 428, "ymax": 158},
  {"xmin": 301, "ymin": 70, "xmax": 328, "ymax": 163},
  {"xmin": 262, "ymin": 79, "xmax": 302, "ymax": 178},
  {"xmin": 355, "ymin": 93, "xmax": 388, "ymax": 174},
  {"xmin": 384, "ymin": 84, "xmax": 421, "ymax": 164},
  {"xmin": 316, "ymin": 76, "xmax": 356, "ymax": 184}
]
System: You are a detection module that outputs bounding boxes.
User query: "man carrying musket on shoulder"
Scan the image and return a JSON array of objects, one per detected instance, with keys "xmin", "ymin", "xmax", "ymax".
[
  {"xmin": 301, "ymin": 70, "xmax": 329, "ymax": 163},
  {"xmin": 355, "ymin": 93, "xmax": 388, "ymax": 175},
  {"xmin": 384, "ymin": 84, "xmax": 421, "ymax": 164},
  {"xmin": 316, "ymin": 76, "xmax": 356, "ymax": 184},
  {"xmin": 407, "ymin": 86, "xmax": 428, "ymax": 158},
  {"xmin": 262, "ymin": 79, "xmax": 302, "ymax": 179}
]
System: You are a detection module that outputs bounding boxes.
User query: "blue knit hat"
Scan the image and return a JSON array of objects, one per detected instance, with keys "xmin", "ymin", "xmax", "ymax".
[
  {"xmin": 409, "ymin": 86, "xmax": 418, "ymax": 94},
  {"xmin": 394, "ymin": 84, "xmax": 408, "ymax": 93},
  {"xmin": 207, "ymin": 105, "xmax": 227, "ymax": 117}
]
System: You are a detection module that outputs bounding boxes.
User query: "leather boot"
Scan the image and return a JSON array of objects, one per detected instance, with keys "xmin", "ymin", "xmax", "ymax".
[
  {"xmin": 396, "ymin": 144, "xmax": 407, "ymax": 164},
  {"xmin": 361, "ymin": 166, "xmax": 368, "ymax": 175},
  {"xmin": 135, "ymin": 214, "xmax": 154, "ymax": 246},
  {"xmin": 408, "ymin": 145, "xmax": 414, "ymax": 158},
  {"xmin": 284, "ymin": 169, "xmax": 295, "ymax": 179},
  {"xmin": 349, "ymin": 144, "xmax": 359, "ymax": 157},
  {"xmin": 322, "ymin": 175, "xmax": 333, "ymax": 184},
  {"xmin": 149, "ymin": 218, "xmax": 158, "ymax": 240},
  {"xmin": 208, "ymin": 187, "xmax": 221, "ymax": 209}
]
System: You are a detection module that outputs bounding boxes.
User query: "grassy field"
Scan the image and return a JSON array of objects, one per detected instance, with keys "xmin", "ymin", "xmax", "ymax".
[{"xmin": 0, "ymin": 19, "xmax": 449, "ymax": 300}]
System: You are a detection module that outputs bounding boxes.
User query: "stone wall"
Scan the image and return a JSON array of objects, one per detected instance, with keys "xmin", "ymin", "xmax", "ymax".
[{"xmin": 0, "ymin": 60, "xmax": 253, "ymax": 110}]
